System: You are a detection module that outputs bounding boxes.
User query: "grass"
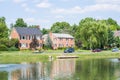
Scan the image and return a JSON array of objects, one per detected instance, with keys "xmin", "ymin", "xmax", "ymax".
[{"xmin": 0, "ymin": 50, "xmax": 120, "ymax": 63}]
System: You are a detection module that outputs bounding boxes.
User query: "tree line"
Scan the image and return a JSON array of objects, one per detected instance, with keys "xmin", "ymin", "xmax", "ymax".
[{"xmin": 0, "ymin": 17, "xmax": 120, "ymax": 51}]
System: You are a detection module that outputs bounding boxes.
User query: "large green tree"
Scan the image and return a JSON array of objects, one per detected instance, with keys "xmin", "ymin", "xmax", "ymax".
[
  {"xmin": 0, "ymin": 17, "xmax": 9, "ymax": 51},
  {"xmin": 75, "ymin": 18, "xmax": 108, "ymax": 49},
  {"xmin": 0, "ymin": 17, "xmax": 8, "ymax": 38}
]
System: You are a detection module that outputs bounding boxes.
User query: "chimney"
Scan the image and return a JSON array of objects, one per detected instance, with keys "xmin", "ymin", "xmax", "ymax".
[{"xmin": 36, "ymin": 25, "xmax": 40, "ymax": 29}]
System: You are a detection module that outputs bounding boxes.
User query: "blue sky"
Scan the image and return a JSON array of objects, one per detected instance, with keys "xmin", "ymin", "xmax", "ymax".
[{"xmin": 0, "ymin": 0, "xmax": 120, "ymax": 29}]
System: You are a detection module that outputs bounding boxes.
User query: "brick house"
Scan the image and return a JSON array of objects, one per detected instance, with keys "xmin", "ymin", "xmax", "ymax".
[
  {"xmin": 114, "ymin": 31, "xmax": 120, "ymax": 37},
  {"xmin": 42, "ymin": 32, "xmax": 75, "ymax": 49},
  {"xmin": 10, "ymin": 27, "xmax": 43, "ymax": 50}
]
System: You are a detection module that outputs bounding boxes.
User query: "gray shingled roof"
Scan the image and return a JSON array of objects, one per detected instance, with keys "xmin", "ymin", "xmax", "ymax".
[
  {"xmin": 15, "ymin": 27, "xmax": 42, "ymax": 35},
  {"xmin": 53, "ymin": 33, "xmax": 74, "ymax": 38}
]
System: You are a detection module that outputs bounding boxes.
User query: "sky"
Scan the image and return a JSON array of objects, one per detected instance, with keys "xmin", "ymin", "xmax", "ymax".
[{"xmin": 0, "ymin": 0, "xmax": 120, "ymax": 29}]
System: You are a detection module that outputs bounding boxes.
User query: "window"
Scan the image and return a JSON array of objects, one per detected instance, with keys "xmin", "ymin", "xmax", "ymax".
[
  {"xmin": 36, "ymin": 35, "xmax": 40, "ymax": 40},
  {"xmin": 66, "ymin": 38, "xmax": 68, "ymax": 41},
  {"xmin": 21, "ymin": 43, "xmax": 27, "ymax": 48},
  {"xmin": 66, "ymin": 44, "xmax": 68, "ymax": 47},
  {"xmin": 54, "ymin": 44, "xmax": 57, "ymax": 47},
  {"xmin": 71, "ymin": 44, "xmax": 74, "ymax": 47},
  {"xmin": 59, "ymin": 44, "xmax": 61, "ymax": 47},
  {"xmin": 59, "ymin": 38, "xmax": 62, "ymax": 41},
  {"xmin": 71, "ymin": 38, "xmax": 73, "ymax": 40},
  {"xmin": 39, "ymin": 43, "xmax": 43, "ymax": 47},
  {"xmin": 20, "ymin": 35, "xmax": 26, "ymax": 40}
]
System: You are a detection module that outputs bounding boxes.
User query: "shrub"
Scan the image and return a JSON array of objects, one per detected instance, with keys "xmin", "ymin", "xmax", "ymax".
[
  {"xmin": 0, "ymin": 45, "xmax": 8, "ymax": 51},
  {"xmin": 7, "ymin": 47, "xmax": 19, "ymax": 51}
]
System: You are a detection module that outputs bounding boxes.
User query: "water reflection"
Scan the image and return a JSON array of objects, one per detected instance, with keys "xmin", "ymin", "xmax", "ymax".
[
  {"xmin": 0, "ymin": 59, "xmax": 120, "ymax": 80},
  {"xmin": 50, "ymin": 59, "xmax": 76, "ymax": 80}
]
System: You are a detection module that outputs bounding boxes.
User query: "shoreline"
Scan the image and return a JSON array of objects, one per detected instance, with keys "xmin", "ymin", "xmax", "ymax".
[{"xmin": 0, "ymin": 50, "xmax": 120, "ymax": 63}]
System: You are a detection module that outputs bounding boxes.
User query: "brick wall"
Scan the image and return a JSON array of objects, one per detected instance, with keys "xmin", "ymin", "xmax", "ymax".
[
  {"xmin": 10, "ymin": 28, "xmax": 43, "ymax": 50},
  {"xmin": 49, "ymin": 33, "xmax": 75, "ymax": 49}
]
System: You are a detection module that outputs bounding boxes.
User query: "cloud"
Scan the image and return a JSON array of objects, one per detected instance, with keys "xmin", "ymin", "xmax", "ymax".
[
  {"xmin": 25, "ymin": 18, "xmax": 50, "ymax": 24},
  {"xmin": 95, "ymin": 0, "xmax": 120, "ymax": 4},
  {"xmin": 21, "ymin": 3, "xmax": 36, "ymax": 13},
  {"xmin": 55, "ymin": 15, "xmax": 64, "ymax": 19},
  {"xmin": 13, "ymin": 0, "xmax": 27, "ymax": 3},
  {"xmin": 36, "ymin": 1, "xmax": 52, "ymax": 8},
  {"xmin": 52, "ymin": 4, "xmax": 120, "ymax": 14}
]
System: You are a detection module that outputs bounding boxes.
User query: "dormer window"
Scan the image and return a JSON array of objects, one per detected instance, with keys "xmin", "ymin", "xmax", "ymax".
[{"xmin": 20, "ymin": 35, "xmax": 26, "ymax": 40}]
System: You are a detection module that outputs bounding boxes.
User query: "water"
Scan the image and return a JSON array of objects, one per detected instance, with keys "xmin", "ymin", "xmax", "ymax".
[{"xmin": 0, "ymin": 59, "xmax": 120, "ymax": 80}]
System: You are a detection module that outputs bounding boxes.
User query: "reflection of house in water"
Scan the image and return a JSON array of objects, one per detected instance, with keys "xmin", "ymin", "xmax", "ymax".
[
  {"xmin": 0, "ymin": 60, "xmax": 75, "ymax": 80},
  {"xmin": 10, "ymin": 62, "xmax": 50, "ymax": 80},
  {"xmin": 50, "ymin": 59, "xmax": 76, "ymax": 79}
]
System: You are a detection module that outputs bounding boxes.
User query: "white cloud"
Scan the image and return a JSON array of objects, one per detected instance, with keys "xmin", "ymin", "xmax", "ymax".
[
  {"xmin": 21, "ymin": 3, "xmax": 36, "ymax": 13},
  {"xmin": 36, "ymin": 1, "xmax": 52, "ymax": 8},
  {"xmin": 25, "ymin": 18, "xmax": 50, "ymax": 24},
  {"xmin": 24, "ymin": 7, "xmax": 36, "ymax": 13},
  {"xmin": 84, "ymin": 4, "xmax": 120, "ymax": 12},
  {"xmin": 52, "ymin": 4, "xmax": 120, "ymax": 14},
  {"xmin": 13, "ymin": 0, "xmax": 27, "ymax": 3},
  {"xmin": 21, "ymin": 3, "xmax": 27, "ymax": 7},
  {"xmin": 55, "ymin": 15, "xmax": 64, "ymax": 19},
  {"xmin": 95, "ymin": 0, "xmax": 120, "ymax": 4}
]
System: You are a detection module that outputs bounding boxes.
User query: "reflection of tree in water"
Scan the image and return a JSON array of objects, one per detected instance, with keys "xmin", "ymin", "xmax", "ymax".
[
  {"xmin": 74, "ymin": 59, "xmax": 116, "ymax": 80},
  {"xmin": 0, "ymin": 71, "xmax": 8, "ymax": 80},
  {"xmin": 1, "ymin": 59, "xmax": 120, "ymax": 80},
  {"xmin": 54, "ymin": 59, "xmax": 120, "ymax": 80}
]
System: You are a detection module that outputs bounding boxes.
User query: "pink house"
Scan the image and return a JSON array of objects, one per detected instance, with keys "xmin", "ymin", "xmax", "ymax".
[
  {"xmin": 10, "ymin": 27, "xmax": 43, "ymax": 50},
  {"xmin": 42, "ymin": 32, "xmax": 75, "ymax": 49}
]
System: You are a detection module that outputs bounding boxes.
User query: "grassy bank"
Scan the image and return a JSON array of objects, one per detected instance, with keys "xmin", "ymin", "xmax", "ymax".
[{"xmin": 0, "ymin": 50, "xmax": 120, "ymax": 63}]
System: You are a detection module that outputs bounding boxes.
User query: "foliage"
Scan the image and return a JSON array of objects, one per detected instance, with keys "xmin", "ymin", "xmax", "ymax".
[
  {"xmin": 0, "ymin": 17, "xmax": 8, "ymax": 38},
  {"xmin": 12, "ymin": 18, "xmax": 27, "ymax": 27},
  {"xmin": 30, "ymin": 36, "xmax": 39, "ymax": 50},
  {"xmin": 51, "ymin": 22, "xmax": 71, "ymax": 33},
  {"xmin": 107, "ymin": 29, "xmax": 115, "ymax": 48},
  {"xmin": 0, "ymin": 38, "xmax": 19, "ymax": 51},
  {"xmin": 41, "ymin": 28, "xmax": 49, "ymax": 35},
  {"xmin": 43, "ymin": 35, "xmax": 53, "ymax": 49},
  {"xmin": 0, "ymin": 44, "xmax": 8, "ymax": 51},
  {"xmin": 75, "ymin": 18, "xmax": 108, "ymax": 49}
]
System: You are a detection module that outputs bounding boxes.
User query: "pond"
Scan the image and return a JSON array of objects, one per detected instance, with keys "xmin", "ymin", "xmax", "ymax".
[{"xmin": 0, "ymin": 59, "xmax": 120, "ymax": 80}]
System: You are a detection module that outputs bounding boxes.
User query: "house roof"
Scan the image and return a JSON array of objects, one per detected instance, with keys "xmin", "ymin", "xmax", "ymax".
[
  {"xmin": 42, "ymin": 34, "xmax": 48, "ymax": 38},
  {"xmin": 15, "ymin": 27, "xmax": 42, "ymax": 35},
  {"xmin": 52, "ymin": 33, "xmax": 74, "ymax": 38},
  {"xmin": 114, "ymin": 31, "xmax": 120, "ymax": 37}
]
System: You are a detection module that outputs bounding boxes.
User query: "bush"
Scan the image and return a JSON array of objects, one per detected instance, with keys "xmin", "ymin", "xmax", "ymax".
[
  {"xmin": 7, "ymin": 47, "xmax": 19, "ymax": 51},
  {"xmin": 58, "ymin": 47, "xmax": 66, "ymax": 50},
  {"xmin": 0, "ymin": 45, "xmax": 8, "ymax": 51}
]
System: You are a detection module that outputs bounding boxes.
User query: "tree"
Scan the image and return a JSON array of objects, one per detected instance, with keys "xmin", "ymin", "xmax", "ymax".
[
  {"xmin": 75, "ymin": 17, "xmax": 108, "ymax": 49},
  {"xmin": 0, "ymin": 17, "xmax": 9, "ymax": 51},
  {"xmin": 30, "ymin": 36, "xmax": 39, "ymax": 50},
  {"xmin": 106, "ymin": 18, "xmax": 120, "ymax": 30},
  {"xmin": 43, "ymin": 35, "xmax": 53, "ymax": 49},
  {"xmin": 51, "ymin": 22, "xmax": 71, "ymax": 33},
  {"xmin": 0, "ymin": 17, "xmax": 8, "ymax": 38},
  {"xmin": 41, "ymin": 28, "xmax": 49, "ymax": 35},
  {"xmin": 12, "ymin": 18, "xmax": 27, "ymax": 27}
]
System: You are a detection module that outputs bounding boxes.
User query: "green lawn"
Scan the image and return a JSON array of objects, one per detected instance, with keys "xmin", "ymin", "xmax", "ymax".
[{"xmin": 0, "ymin": 50, "xmax": 120, "ymax": 63}]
